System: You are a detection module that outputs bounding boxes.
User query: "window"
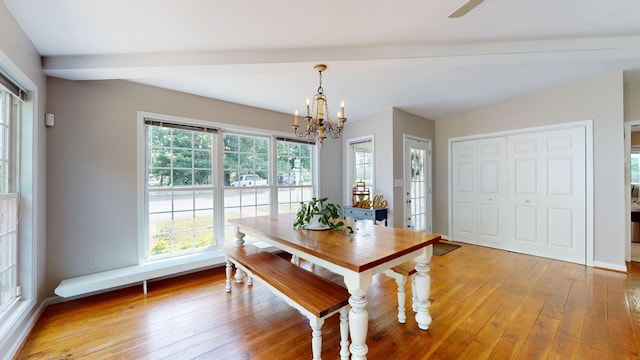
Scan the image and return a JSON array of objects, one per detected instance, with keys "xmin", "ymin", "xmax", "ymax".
[
  {"xmin": 276, "ymin": 138, "xmax": 314, "ymax": 214},
  {"xmin": 141, "ymin": 115, "xmax": 318, "ymax": 258},
  {"xmin": 0, "ymin": 87, "xmax": 20, "ymax": 320},
  {"xmin": 631, "ymin": 147, "xmax": 640, "ymax": 198},
  {"xmin": 348, "ymin": 137, "xmax": 374, "ymax": 191},
  {"xmin": 0, "ymin": 89, "xmax": 14, "ymax": 193},
  {"xmin": 222, "ymin": 133, "xmax": 271, "ymax": 246},
  {"xmin": 145, "ymin": 120, "xmax": 216, "ymax": 259}
]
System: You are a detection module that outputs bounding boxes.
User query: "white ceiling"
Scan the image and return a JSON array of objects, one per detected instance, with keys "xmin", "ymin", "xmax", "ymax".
[{"xmin": 5, "ymin": 0, "xmax": 640, "ymax": 121}]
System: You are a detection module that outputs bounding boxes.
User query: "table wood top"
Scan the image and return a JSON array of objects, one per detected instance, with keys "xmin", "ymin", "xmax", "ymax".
[{"xmin": 229, "ymin": 214, "xmax": 441, "ymax": 273}]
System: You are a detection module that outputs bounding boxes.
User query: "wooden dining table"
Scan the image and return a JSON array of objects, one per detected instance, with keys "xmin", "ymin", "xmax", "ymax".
[{"xmin": 229, "ymin": 214, "xmax": 441, "ymax": 360}]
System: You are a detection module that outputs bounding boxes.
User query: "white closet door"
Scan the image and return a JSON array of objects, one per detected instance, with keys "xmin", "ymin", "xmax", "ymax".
[
  {"xmin": 452, "ymin": 141, "xmax": 478, "ymax": 244},
  {"xmin": 508, "ymin": 126, "xmax": 586, "ymax": 264},
  {"xmin": 477, "ymin": 137, "xmax": 508, "ymax": 249}
]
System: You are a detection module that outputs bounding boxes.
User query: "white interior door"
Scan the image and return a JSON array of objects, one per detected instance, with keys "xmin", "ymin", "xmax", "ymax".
[
  {"xmin": 404, "ymin": 137, "xmax": 432, "ymax": 232},
  {"xmin": 451, "ymin": 140, "xmax": 478, "ymax": 243},
  {"xmin": 477, "ymin": 137, "xmax": 508, "ymax": 249},
  {"xmin": 452, "ymin": 137, "xmax": 507, "ymax": 246},
  {"xmin": 508, "ymin": 127, "xmax": 586, "ymax": 264}
]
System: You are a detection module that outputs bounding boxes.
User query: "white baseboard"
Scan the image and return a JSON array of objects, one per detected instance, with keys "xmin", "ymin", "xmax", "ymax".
[{"xmin": 593, "ymin": 261, "xmax": 628, "ymax": 273}]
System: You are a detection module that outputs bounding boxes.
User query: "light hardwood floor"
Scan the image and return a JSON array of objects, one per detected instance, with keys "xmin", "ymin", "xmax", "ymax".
[{"xmin": 15, "ymin": 243, "xmax": 640, "ymax": 359}]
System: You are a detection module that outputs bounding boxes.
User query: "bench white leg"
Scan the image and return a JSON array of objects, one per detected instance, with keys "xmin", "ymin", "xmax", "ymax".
[
  {"xmin": 309, "ymin": 317, "xmax": 325, "ymax": 360},
  {"xmin": 382, "ymin": 270, "xmax": 408, "ymax": 323},
  {"xmin": 291, "ymin": 255, "xmax": 300, "ymax": 266},
  {"xmin": 394, "ymin": 275, "xmax": 407, "ymax": 324},
  {"xmin": 143, "ymin": 280, "xmax": 148, "ymax": 294},
  {"xmin": 225, "ymin": 258, "xmax": 233, "ymax": 293},
  {"xmin": 339, "ymin": 307, "xmax": 350, "ymax": 360}
]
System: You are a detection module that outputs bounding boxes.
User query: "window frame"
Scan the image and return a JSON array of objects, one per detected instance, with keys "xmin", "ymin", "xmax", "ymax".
[
  {"xmin": 0, "ymin": 88, "xmax": 19, "ymax": 319},
  {"xmin": 274, "ymin": 137, "xmax": 316, "ymax": 215},
  {"xmin": 137, "ymin": 112, "xmax": 318, "ymax": 262},
  {"xmin": 143, "ymin": 119, "xmax": 218, "ymax": 260},
  {"xmin": 0, "ymin": 62, "xmax": 37, "ymax": 350},
  {"xmin": 345, "ymin": 135, "xmax": 375, "ymax": 204}
]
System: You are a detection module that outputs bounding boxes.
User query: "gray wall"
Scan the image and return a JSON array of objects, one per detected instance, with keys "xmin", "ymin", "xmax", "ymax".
[
  {"xmin": 318, "ymin": 133, "xmax": 343, "ymax": 205},
  {"xmin": 45, "ymin": 78, "xmax": 302, "ymax": 295},
  {"xmin": 0, "ymin": 1, "xmax": 47, "ymax": 356},
  {"xmin": 391, "ymin": 108, "xmax": 435, "ymax": 227},
  {"xmin": 342, "ymin": 109, "xmax": 394, "ymax": 222},
  {"xmin": 342, "ymin": 108, "xmax": 435, "ymax": 228},
  {"xmin": 625, "ymin": 79, "xmax": 640, "ymax": 121},
  {"xmin": 435, "ymin": 72, "xmax": 625, "ymax": 269}
]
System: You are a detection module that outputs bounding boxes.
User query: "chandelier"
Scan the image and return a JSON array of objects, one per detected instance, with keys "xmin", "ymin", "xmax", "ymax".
[{"xmin": 293, "ymin": 64, "xmax": 346, "ymax": 146}]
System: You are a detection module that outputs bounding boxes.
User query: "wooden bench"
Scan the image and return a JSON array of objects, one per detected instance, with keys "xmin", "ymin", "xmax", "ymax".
[{"xmin": 224, "ymin": 244, "xmax": 350, "ymax": 360}]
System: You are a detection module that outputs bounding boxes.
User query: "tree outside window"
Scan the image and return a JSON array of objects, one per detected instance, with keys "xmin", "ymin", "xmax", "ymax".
[
  {"xmin": 146, "ymin": 124, "xmax": 215, "ymax": 258},
  {"xmin": 223, "ymin": 134, "xmax": 269, "ymax": 186},
  {"xmin": 276, "ymin": 140, "xmax": 314, "ymax": 214}
]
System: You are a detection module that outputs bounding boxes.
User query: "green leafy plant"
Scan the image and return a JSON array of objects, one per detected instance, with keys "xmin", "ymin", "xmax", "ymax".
[{"xmin": 294, "ymin": 197, "xmax": 353, "ymax": 233}]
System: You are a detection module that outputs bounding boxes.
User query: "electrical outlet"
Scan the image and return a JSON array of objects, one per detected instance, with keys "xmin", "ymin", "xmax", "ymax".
[{"xmin": 88, "ymin": 256, "xmax": 98, "ymax": 270}]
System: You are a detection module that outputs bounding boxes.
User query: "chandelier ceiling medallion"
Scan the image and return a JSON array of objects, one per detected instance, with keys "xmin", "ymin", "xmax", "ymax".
[{"xmin": 293, "ymin": 64, "xmax": 346, "ymax": 146}]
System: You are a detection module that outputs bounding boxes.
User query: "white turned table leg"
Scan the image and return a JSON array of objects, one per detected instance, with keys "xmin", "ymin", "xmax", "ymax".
[
  {"xmin": 234, "ymin": 228, "xmax": 246, "ymax": 283},
  {"xmin": 411, "ymin": 275, "xmax": 417, "ymax": 313},
  {"xmin": 343, "ymin": 271, "xmax": 372, "ymax": 360},
  {"xmin": 339, "ymin": 307, "xmax": 350, "ymax": 360},
  {"xmin": 414, "ymin": 246, "xmax": 433, "ymax": 330},
  {"xmin": 348, "ymin": 295, "xmax": 368, "ymax": 360},
  {"xmin": 234, "ymin": 268, "xmax": 245, "ymax": 283},
  {"xmin": 309, "ymin": 317, "xmax": 325, "ymax": 360},
  {"xmin": 235, "ymin": 227, "xmax": 246, "ymax": 246},
  {"xmin": 343, "ymin": 270, "xmax": 373, "ymax": 360},
  {"xmin": 225, "ymin": 257, "xmax": 233, "ymax": 293}
]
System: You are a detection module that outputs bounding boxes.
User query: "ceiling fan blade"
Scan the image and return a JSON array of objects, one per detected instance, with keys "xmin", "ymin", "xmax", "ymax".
[{"xmin": 448, "ymin": 0, "xmax": 484, "ymax": 18}]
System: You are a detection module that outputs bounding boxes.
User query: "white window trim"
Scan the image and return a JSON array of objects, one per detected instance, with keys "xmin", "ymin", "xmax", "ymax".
[
  {"xmin": 344, "ymin": 134, "xmax": 375, "ymax": 204},
  {"xmin": 137, "ymin": 112, "xmax": 224, "ymax": 263},
  {"xmin": 0, "ymin": 51, "xmax": 39, "ymax": 357},
  {"xmin": 137, "ymin": 111, "xmax": 318, "ymax": 263}
]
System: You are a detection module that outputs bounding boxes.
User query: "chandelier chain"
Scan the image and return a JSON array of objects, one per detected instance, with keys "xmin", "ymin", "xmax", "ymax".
[{"xmin": 317, "ymin": 70, "xmax": 324, "ymax": 94}]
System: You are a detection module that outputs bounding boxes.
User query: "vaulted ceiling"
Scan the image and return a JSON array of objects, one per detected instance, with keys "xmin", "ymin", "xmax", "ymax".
[{"xmin": 5, "ymin": 0, "xmax": 640, "ymax": 120}]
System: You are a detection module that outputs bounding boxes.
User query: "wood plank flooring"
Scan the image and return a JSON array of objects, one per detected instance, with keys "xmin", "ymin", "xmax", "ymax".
[{"xmin": 15, "ymin": 243, "xmax": 640, "ymax": 359}]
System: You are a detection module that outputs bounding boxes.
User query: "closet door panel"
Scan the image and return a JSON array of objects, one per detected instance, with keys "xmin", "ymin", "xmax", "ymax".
[
  {"xmin": 452, "ymin": 141, "xmax": 478, "ymax": 244},
  {"xmin": 509, "ymin": 133, "xmax": 542, "ymax": 253},
  {"xmin": 547, "ymin": 208, "xmax": 574, "ymax": 248},
  {"xmin": 508, "ymin": 126, "xmax": 586, "ymax": 264},
  {"xmin": 477, "ymin": 138, "xmax": 507, "ymax": 248},
  {"xmin": 541, "ymin": 127, "xmax": 586, "ymax": 263},
  {"xmin": 515, "ymin": 205, "xmax": 537, "ymax": 243}
]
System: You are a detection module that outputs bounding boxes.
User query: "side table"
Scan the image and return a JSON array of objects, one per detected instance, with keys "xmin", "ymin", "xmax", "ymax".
[{"xmin": 343, "ymin": 206, "xmax": 388, "ymax": 226}]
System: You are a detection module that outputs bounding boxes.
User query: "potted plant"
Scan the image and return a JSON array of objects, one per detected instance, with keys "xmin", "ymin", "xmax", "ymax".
[{"xmin": 294, "ymin": 197, "xmax": 353, "ymax": 233}]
